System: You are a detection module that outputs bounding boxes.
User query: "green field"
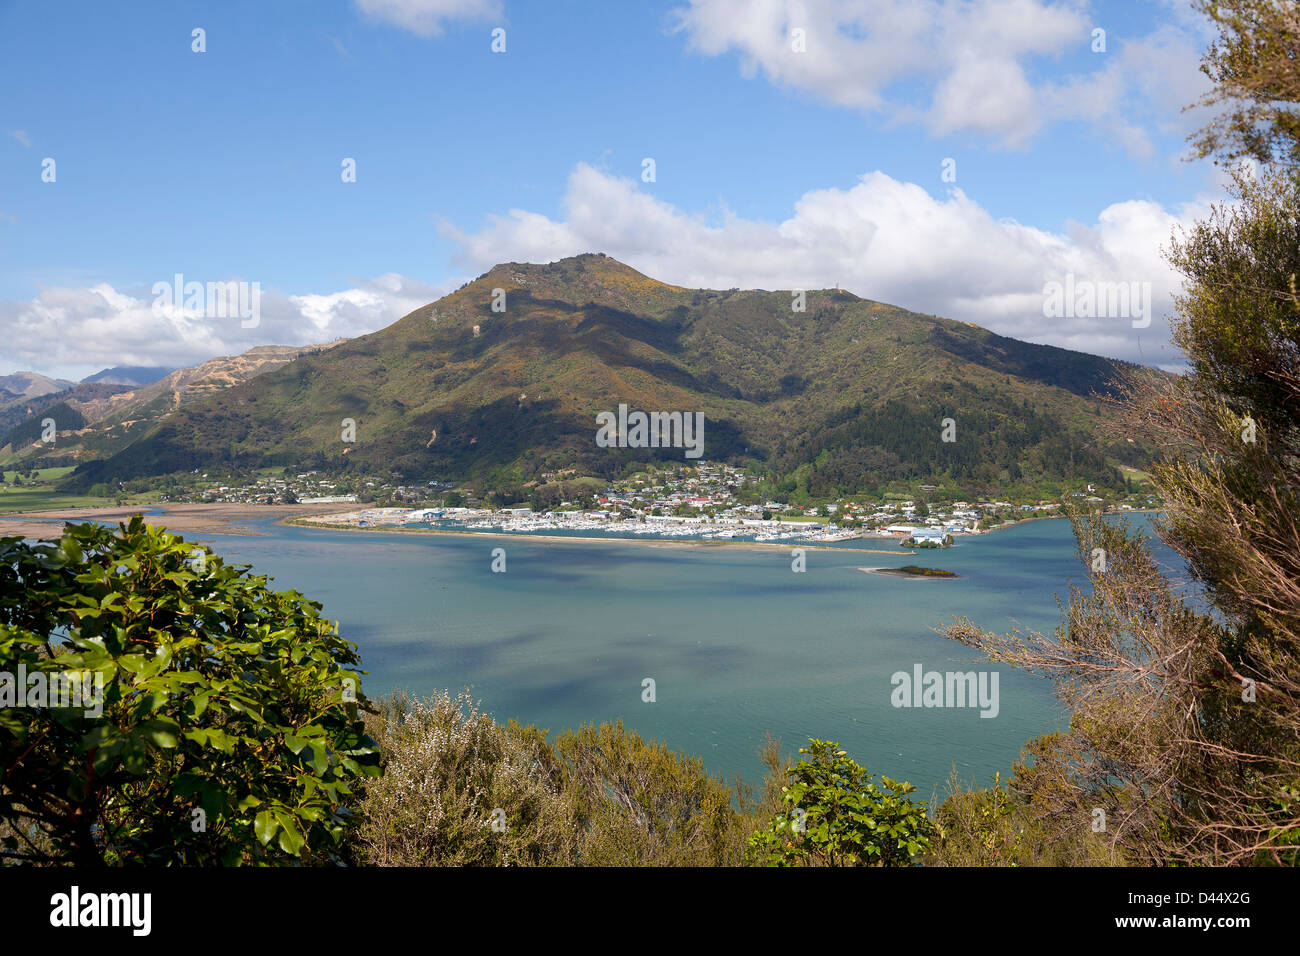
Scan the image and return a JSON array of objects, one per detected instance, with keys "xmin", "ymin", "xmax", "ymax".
[
  {"xmin": 0, "ymin": 485, "xmax": 117, "ymax": 514},
  {"xmin": 1118, "ymin": 465, "xmax": 1154, "ymax": 490},
  {"xmin": 0, "ymin": 466, "xmax": 161, "ymax": 513},
  {"xmin": 2, "ymin": 466, "xmax": 75, "ymax": 483}
]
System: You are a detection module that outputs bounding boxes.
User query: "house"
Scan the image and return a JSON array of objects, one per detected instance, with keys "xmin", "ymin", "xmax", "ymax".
[{"xmin": 907, "ymin": 528, "xmax": 951, "ymax": 547}]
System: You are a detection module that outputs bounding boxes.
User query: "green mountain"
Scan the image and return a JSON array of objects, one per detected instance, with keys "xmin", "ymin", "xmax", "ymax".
[
  {"xmin": 0, "ymin": 382, "xmax": 135, "ymax": 438},
  {"xmin": 71, "ymin": 254, "xmax": 1160, "ymax": 495}
]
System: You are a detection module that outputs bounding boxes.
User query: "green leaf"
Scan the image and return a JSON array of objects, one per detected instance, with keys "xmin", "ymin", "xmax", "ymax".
[
  {"xmin": 254, "ymin": 810, "xmax": 278, "ymax": 846},
  {"xmin": 274, "ymin": 811, "xmax": 304, "ymax": 855},
  {"xmin": 139, "ymin": 718, "xmax": 180, "ymax": 748}
]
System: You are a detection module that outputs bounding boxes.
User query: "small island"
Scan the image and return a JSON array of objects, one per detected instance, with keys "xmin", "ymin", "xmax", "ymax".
[{"xmin": 859, "ymin": 565, "xmax": 958, "ymax": 579}]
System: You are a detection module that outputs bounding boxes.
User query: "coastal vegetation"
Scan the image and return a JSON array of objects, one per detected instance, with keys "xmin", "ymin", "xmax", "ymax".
[
  {"xmin": 0, "ymin": 518, "xmax": 379, "ymax": 865},
  {"xmin": 0, "ymin": 520, "xmax": 939, "ymax": 867},
  {"xmin": 941, "ymin": 0, "xmax": 1300, "ymax": 866},
  {"xmin": 745, "ymin": 739, "xmax": 935, "ymax": 866}
]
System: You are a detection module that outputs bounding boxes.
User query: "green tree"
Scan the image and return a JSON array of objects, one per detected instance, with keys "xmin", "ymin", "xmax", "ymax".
[
  {"xmin": 745, "ymin": 739, "xmax": 934, "ymax": 866},
  {"xmin": 0, "ymin": 517, "xmax": 380, "ymax": 865},
  {"xmin": 1189, "ymin": 0, "xmax": 1300, "ymax": 170},
  {"xmin": 942, "ymin": 7, "xmax": 1300, "ymax": 865}
]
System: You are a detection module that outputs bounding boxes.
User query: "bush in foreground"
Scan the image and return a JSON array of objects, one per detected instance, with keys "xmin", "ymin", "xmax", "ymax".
[
  {"xmin": 745, "ymin": 739, "xmax": 935, "ymax": 867},
  {"xmin": 0, "ymin": 519, "xmax": 379, "ymax": 865},
  {"xmin": 349, "ymin": 691, "xmax": 764, "ymax": 866},
  {"xmin": 349, "ymin": 692, "xmax": 574, "ymax": 866}
]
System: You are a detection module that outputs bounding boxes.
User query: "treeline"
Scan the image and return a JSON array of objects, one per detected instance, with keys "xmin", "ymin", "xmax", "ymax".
[
  {"xmin": 775, "ymin": 396, "xmax": 1121, "ymax": 497},
  {"xmin": 941, "ymin": 0, "xmax": 1300, "ymax": 866},
  {"xmin": 0, "ymin": 401, "xmax": 86, "ymax": 450}
]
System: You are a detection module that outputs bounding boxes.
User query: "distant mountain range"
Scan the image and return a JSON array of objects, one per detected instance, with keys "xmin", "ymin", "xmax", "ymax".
[
  {"xmin": 1, "ymin": 343, "xmax": 344, "ymax": 468},
  {"xmin": 81, "ymin": 366, "xmax": 176, "ymax": 387},
  {"xmin": 0, "ymin": 368, "xmax": 175, "ymax": 436},
  {"xmin": 1, "ymin": 366, "xmax": 175, "ymax": 395},
  {"xmin": 0, "ymin": 371, "xmax": 76, "ymax": 401},
  {"xmin": 59, "ymin": 254, "xmax": 1162, "ymax": 496}
]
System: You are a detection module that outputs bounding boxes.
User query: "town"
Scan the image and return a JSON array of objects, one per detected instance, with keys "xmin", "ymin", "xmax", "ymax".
[{"xmin": 158, "ymin": 461, "xmax": 1159, "ymax": 546}]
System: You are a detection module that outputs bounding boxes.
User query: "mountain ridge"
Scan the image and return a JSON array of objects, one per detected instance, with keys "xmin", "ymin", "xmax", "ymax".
[
  {"xmin": 69, "ymin": 254, "xmax": 1162, "ymax": 495},
  {"xmin": 1, "ymin": 342, "xmax": 345, "ymax": 468}
]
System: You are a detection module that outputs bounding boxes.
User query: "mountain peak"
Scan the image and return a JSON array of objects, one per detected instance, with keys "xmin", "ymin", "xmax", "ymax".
[
  {"xmin": 476, "ymin": 252, "xmax": 663, "ymax": 285},
  {"xmin": 0, "ymin": 371, "xmax": 75, "ymax": 400},
  {"xmin": 442, "ymin": 253, "xmax": 690, "ymax": 317}
]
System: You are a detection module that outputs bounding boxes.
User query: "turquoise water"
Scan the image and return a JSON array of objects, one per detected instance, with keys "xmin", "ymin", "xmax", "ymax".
[{"xmin": 164, "ymin": 513, "xmax": 1170, "ymax": 798}]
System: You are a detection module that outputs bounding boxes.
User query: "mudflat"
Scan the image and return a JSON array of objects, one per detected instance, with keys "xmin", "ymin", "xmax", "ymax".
[{"xmin": 0, "ymin": 502, "xmax": 360, "ymax": 540}]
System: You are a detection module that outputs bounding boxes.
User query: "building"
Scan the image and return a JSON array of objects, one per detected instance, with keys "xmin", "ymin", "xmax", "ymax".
[{"xmin": 907, "ymin": 528, "xmax": 952, "ymax": 547}]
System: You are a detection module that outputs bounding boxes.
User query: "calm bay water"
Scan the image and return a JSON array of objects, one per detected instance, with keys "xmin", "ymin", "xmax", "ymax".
[{"xmin": 173, "ymin": 513, "xmax": 1168, "ymax": 797}]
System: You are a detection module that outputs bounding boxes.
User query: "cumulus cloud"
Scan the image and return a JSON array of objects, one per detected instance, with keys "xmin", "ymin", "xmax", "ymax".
[
  {"xmin": 670, "ymin": 0, "xmax": 1212, "ymax": 151},
  {"xmin": 441, "ymin": 162, "xmax": 1212, "ymax": 368},
  {"xmin": 0, "ymin": 274, "xmax": 450, "ymax": 380},
  {"xmin": 353, "ymin": 0, "xmax": 502, "ymax": 36},
  {"xmin": 7, "ymin": 166, "xmax": 1211, "ymax": 380}
]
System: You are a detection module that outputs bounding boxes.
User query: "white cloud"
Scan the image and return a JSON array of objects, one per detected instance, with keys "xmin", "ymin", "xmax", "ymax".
[
  {"xmin": 6, "ymin": 166, "xmax": 1212, "ymax": 380},
  {"xmin": 353, "ymin": 0, "xmax": 502, "ymax": 37},
  {"xmin": 0, "ymin": 274, "xmax": 450, "ymax": 380},
  {"xmin": 9, "ymin": 130, "xmax": 31, "ymax": 148},
  {"xmin": 441, "ymin": 162, "xmax": 1212, "ymax": 367},
  {"xmin": 670, "ymin": 0, "xmax": 1212, "ymax": 151}
]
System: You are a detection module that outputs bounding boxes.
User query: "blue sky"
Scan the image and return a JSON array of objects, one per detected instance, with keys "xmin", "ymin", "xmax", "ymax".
[{"xmin": 1, "ymin": 0, "xmax": 1227, "ymax": 377}]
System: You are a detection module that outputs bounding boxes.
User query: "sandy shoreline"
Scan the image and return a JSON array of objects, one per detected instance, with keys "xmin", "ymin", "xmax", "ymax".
[{"xmin": 0, "ymin": 502, "xmax": 361, "ymax": 540}]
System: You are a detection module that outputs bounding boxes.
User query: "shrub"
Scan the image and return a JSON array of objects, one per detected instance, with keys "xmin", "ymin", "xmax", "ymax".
[
  {"xmin": 351, "ymin": 696, "xmax": 768, "ymax": 866},
  {"xmin": 556, "ymin": 721, "xmax": 752, "ymax": 866},
  {"xmin": 745, "ymin": 739, "xmax": 935, "ymax": 866},
  {"xmin": 350, "ymin": 691, "xmax": 574, "ymax": 866},
  {"xmin": 0, "ymin": 518, "xmax": 379, "ymax": 865},
  {"xmin": 925, "ymin": 765, "xmax": 1119, "ymax": 867}
]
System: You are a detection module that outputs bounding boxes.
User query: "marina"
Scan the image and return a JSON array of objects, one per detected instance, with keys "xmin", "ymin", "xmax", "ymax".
[{"xmin": 303, "ymin": 505, "xmax": 886, "ymax": 544}]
